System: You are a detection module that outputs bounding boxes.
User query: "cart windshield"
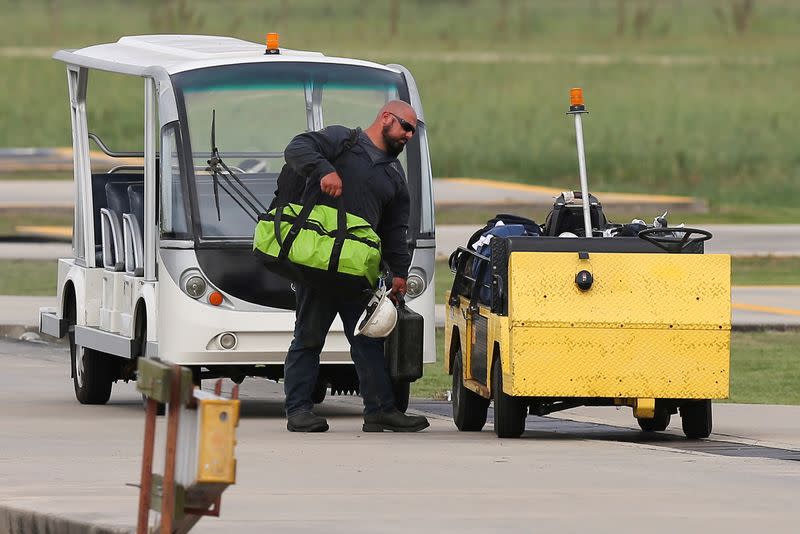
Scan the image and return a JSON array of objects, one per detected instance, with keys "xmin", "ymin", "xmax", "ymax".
[{"xmin": 172, "ymin": 62, "xmax": 413, "ymax": 241}]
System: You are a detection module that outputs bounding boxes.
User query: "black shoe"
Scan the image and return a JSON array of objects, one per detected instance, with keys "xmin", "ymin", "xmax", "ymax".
[
  {"xmin": 363, "ymin": 409, "xmax": 429, "ymax": 432},
  {"xmin": 287, "ymin": 411, "xmax": 329, "ymax": 432}
]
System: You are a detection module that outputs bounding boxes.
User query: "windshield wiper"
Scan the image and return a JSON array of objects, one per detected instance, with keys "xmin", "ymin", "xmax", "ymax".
[{"xmin": 205, "ymin": 110, "xmax": 269, "ymax": 222}]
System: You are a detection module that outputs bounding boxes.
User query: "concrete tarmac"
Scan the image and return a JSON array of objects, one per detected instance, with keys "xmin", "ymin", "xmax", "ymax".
[{"xmin": 1, "ymin": 337, "xmax": 799, "ymax": 534}]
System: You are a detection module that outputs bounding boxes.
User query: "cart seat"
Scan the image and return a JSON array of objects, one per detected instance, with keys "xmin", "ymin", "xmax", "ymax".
[
  {"xmin": 100, "ymin": 181, "xmax": 135, "ymax": 270},
  {"xmin": 92, "ymin": 173, "xmax": 143, "ymax": 269},
  {"xmin": 123, "ymin": 184, "xmax": 145, "ymax": 276}
]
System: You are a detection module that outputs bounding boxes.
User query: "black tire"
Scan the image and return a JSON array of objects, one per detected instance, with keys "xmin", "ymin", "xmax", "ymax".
[
  {"xmin": 392, "ymin": 380, "xmax": 410, "ymax": 413},
  {"xmin": 191, "ymin": 366, "xmax": 202, "ymax": 388},
  {"xmin": 681, "ymin": 400, "xmax": 712, "ymax": 439},
  {"xmin": 452, "ymin": 349, "xmax": 489, "ymax": 431},
  {"xmin": 312, "ymin": 376, "xmax": 328, "ymax": 404},
  {"xmin": 637, "ymin": 412, "xmax": 671, "ymax": 432},
  {"xmin": 69, "ymin": 328, "xmax": 113, "ymax": 405},
  {"xmin": 492, "ymin": 359, "xmax": 527, "ymax": 438}
]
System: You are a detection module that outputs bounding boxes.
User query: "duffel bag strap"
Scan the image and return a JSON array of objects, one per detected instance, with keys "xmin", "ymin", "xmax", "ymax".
[
  {"xmin": 277, "ymin": 188, "xmax": 321, "ymax": 261},
  {"xmin": 327, "ymin": 194, "xmax": 348, "ymax": 273}
]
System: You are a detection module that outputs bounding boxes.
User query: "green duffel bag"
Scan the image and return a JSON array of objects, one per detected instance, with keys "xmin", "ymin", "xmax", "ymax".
[{"xmin": 253, "ymin": 190, "xmax": 382, "ymax": 297}]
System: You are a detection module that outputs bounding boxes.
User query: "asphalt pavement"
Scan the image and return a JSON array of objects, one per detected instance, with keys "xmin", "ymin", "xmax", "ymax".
[{"xmin": 1, "ymin": 337, "xmax": 799, "ymax": 534}]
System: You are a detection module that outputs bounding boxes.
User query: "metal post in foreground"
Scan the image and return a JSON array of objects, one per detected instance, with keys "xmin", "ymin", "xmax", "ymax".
[
  {"xmin": 160, "ymin": 365, "xmax": 183, "ymax": 533},
  {"xmin": 136, "ymin": 398, "xmax": 158, "ymax": 534},
  {"xmin": 567, "ymin": 87, "xmax": 593, "ymax": 238},
  {"xmin": 136, "ymin": 359, "xmax": 240, "ymax": 533}
]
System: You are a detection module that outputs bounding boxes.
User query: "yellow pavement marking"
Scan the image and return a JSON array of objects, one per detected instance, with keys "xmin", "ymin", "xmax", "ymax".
[
  {"xmin": 0, "ymin": 162, "xmax": 72, "ymax": 172},
  {"xmin": 732, "ymin": 303, "xmax": 800, "ymax": 317},
  {"xmin": 441, "ymin": 177, "xmax": 695, "ymax": 203},
  {"xmin": 14, "ymin": 226, "xmax": 72, "ymax": 238},
  {"xmin": 443, "ymin": 178, "xmax": 562, "ymax": 195},
  {"xmin": 734, "ymin": 285, "xmax": 800, "ymax": 289},
  {"xmin": 53, "ymin": 147, "xmax": 74, "ymax": 159},
  {"xmin": 0, "ymin": 147, "xmax": 142, "ymax": 172}
]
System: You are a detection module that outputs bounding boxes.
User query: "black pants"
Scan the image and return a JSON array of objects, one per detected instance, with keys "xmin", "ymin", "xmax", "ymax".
[{"xmin": 284, "ymin": 285, "xmax": 395, "ymax": 417}]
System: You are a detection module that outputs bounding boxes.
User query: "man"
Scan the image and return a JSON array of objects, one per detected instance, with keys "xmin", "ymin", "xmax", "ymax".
[{"xmin": 281, "ymin": 100, "xmax": 430, "ymax": 433}]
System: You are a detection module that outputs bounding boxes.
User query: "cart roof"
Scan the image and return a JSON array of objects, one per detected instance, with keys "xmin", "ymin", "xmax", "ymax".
[{"xmin": 52, "ymin": 35, "xmax": 399, "ymax": 77}]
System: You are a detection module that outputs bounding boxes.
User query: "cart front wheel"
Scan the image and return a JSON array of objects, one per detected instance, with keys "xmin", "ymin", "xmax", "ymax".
[
  {"xmin": 681, "ymin": 400, "xmax": 712, "ymax": 439},
  {"xmin": 492, "ymin": 359, "xmax": 527, "ymax": 438},
  {"xmin": 637, "ymin": 411, "xmax": 671, "ymax": 432},
  {"xmin": 452, "ymin": 349, "xmax": 489, "ymax": 431}
]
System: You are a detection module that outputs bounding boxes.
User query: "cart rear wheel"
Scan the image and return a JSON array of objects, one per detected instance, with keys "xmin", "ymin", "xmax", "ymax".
[
  {"xmin": 637, "ymin": 412, "xmax": 671, "ymax": 432},
  {"xmin": 681, "ymin": 400, "xmax": 712, "ymax": 439},
  {"xmin": 452, "ymin": 349, "xmax": 489, "ymax": 431},
  {"xmin": 492, "ymin": 359, "xmax": 527, "ymax": 438},
  {"xmin": 70, "ymin": 331, "xmax": 113, "ymax": 405}
]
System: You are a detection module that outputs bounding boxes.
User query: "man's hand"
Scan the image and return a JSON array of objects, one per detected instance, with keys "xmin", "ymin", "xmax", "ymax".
[
  {"xmin": 388, "ymin": 276, "xmax": 406, "ymax": 304},
  {"xmin": 320, "ymin": 172, "xmax": 343, "ymax": 198}
]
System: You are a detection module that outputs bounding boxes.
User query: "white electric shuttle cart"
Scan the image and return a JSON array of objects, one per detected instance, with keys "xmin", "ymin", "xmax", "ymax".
[{"xmin": 39, "ymin": 35, "xmax": 436, "ymax": 410}]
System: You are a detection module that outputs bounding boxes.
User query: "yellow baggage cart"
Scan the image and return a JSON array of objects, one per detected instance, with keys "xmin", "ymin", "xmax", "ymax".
[{"xmin": 444, "ymin": 89, "xmax": 730, "ymax": 438}]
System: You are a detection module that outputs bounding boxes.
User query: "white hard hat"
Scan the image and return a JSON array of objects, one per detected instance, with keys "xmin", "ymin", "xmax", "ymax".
[
  {"xmin": 355, "ymin": 287, "xmax": 398, "ymax": 338},
  {"xmin": 558, "ymin": 231, "xmax": 578, "ymax": 238}
]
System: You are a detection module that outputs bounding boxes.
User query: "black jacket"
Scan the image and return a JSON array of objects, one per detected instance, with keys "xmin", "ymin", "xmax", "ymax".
[{"xmin": 284, "ymin": 125, "xmax": 412, "ymax": 279}]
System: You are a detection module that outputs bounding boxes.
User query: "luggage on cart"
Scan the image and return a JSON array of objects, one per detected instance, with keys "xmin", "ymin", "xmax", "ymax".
[{"xmin": 449, "ymin": 214, "xmax": 540, "ymax": 307}]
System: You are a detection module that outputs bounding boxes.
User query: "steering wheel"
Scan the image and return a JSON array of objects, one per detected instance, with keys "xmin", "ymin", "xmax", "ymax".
[{"xmin": 637, "ymin": 227, "xmax": 713, "ymax": 253}]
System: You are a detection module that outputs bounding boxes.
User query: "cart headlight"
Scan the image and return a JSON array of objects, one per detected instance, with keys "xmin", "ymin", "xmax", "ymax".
[
  {"xmin": 406, "ymin": 271, "xmax": 426, "ymax": 298},
  {"xmin": 185, "ymin": 275, "xmax": 207, "ymax": 299}
]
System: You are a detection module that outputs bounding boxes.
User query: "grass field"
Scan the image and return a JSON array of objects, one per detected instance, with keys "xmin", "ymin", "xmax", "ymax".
[
  {"xmin": 0, "ymin": 260, "xmax": 57, "ymax": 296},
  {"xmin": 0, "ymin": 208, "xmax": 72, "ymax": 236},
  {"xmin": 412, "ymin": 329, "xmax": 800, "ymax": 404},
  {"xmin": 3, "ymin": 1, "xmax": 800, "ymax": 218}
]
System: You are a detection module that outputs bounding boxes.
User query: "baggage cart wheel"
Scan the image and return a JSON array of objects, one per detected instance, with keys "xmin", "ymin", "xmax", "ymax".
[
  {"xmin": 492, "ymin": 359, "xmax": 527, "ymax": 438},
  {"xmin": 392, "ymin": 381, "xmax": 410, "ymax": 413},
  {"xmin": 452, "ymin": 349, "xmax": 489, "ymax": 431},
  {"xmin": 680, "ymin": 400, "xmax": 712, "ymax": 439},
  {"xmin": 637, "ymin": 411, "xmax": 671, "ymax": 432}
]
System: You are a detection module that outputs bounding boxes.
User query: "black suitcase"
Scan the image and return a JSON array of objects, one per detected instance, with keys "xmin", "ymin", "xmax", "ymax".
[{"xmin": 384, "ymin": 299, "xmax": 424, "ymax": 382}]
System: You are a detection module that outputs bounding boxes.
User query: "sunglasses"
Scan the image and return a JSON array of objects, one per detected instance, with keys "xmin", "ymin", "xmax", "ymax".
[{"xmin": 388, "ymin": 112, "xmax": 416, "ymax": 134}]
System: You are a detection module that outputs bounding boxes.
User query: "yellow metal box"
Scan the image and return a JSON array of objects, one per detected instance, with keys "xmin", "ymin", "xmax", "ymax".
[
  {"xmin": 196, "ymin": 398, "xmax": 240, "ymax": 484},
  {"xmin": 503, "ymin": 252, "xmax": 730, "ymax": 398}
]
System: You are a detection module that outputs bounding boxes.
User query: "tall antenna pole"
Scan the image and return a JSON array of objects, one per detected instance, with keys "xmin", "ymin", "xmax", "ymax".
[{"xmin": 567, "ymin": 87, "xmax": 593, "ymax": 238}]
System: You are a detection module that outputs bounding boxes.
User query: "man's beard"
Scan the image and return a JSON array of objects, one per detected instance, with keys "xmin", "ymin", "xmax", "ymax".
[{"xmin": 381, "ymin": 124, "xmax": 406, "ymax": 157}]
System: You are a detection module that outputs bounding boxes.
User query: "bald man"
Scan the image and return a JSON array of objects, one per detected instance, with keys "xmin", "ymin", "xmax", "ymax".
[{"xmin": 280, "ymin": 101, "xmax": 429, "ymax": 433}]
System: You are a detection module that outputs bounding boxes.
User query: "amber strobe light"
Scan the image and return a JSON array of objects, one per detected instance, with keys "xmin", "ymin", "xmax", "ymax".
[
  {"xmin": 570, "ymin": 87, "xmax": 585, "ymax": 111},
  {"xmin": 265, "ymin": 33, "xmax": 280, "ymax": 54}
]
